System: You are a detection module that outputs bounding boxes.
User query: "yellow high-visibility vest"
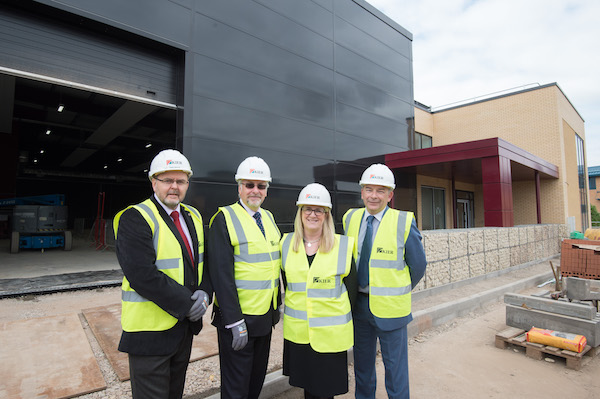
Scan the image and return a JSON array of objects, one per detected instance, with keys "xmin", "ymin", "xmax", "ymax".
[
  {"xmin": 113, "ymin": 199, "xmax": 204, "ymax": 332},
  {"xmin": 280, "ymin": 233, "xmax": 354, "ymax": 352},
  {"xmin": 343, "ymin": 208, "xmax": 413, "ymax": 318},
  {"xmin": 210, "ymin": 203, "xmax": 281, "ymax": 315}
]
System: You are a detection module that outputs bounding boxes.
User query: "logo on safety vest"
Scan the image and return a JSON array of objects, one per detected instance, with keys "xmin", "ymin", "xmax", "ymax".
[
  {"xmin": 270, "ymin": 240, "xmax": 279, "ymax": 246},
  {"xmin": 376, "ymin": 247, "xmax": 394, "ymax": 255},
  {"xmin": 313, "ymin": 277, "xmax": 333, "ymax": 284}
]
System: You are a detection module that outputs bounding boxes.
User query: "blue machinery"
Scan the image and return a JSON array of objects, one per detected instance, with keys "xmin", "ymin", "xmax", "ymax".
[{"xmin": 0, "ymin": 194, "xmax": 72, "ymax": 253}]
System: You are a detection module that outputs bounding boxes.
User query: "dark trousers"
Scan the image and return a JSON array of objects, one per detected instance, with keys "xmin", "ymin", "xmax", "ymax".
[
  {"xmin": 217, "ymin": 326, "xmax": 272, "ymax": 399},
  {"xmin": 354, "ymin": 295, "xmax": 409, "ymax": 399},
  {"xmin": 128, "ymin": 328, "xmax": 193, "ymax": 399}
]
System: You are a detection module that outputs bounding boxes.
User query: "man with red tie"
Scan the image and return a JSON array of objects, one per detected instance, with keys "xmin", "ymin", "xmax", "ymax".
[{"xmin": 114, "ymin": 149, "xmax": 211, "ymax": 399}]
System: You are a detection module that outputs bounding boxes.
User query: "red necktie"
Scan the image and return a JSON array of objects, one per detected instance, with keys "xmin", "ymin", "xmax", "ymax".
[{"xmin": 171, "ymin": 210, "xmax": 194, "ymax": 265}]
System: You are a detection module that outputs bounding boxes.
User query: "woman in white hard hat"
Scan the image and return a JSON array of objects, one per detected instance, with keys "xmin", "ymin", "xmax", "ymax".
[{"xmin": 279, "ymin": 183, "xmax": 357, "ymax": 399}]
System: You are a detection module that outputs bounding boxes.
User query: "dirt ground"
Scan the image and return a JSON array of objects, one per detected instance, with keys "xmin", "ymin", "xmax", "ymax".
[{"xmin": 2, "ymin": 285, "xmax": 599, "ymax": 399}]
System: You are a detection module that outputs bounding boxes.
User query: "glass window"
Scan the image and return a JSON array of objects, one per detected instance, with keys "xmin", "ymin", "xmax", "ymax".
[
  {"xmin": 421, "ymin": 186, "xmax": 445, "ymax": 230},
  {"xmin": 415, "ymin": 132, "xmax": 432, "ymax": 149},
  {"xmin": 576, "ymin": 134, "xmax": 589, "ymax": 231},
  {"xmin": 590, "ymin": 176, "xmax": 597, "ymax": 190}
]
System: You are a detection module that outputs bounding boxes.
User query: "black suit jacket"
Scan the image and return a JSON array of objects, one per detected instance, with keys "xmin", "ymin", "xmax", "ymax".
[
  {"xmin": 207, "ymin": 206, "xmax": 281, "ymax": 337},
  {"xmin": 115, "ymin": 195, "xmax": 212, "ymax": 355}
]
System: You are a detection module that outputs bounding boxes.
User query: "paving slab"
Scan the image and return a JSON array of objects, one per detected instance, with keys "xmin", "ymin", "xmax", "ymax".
[
  {"xmin": 0, "ymin": 313, "xmax": 105, "ymax": 399},
  {"xmin": 82, "ymin": 303, "xmax": 218, "ymax": 381}
]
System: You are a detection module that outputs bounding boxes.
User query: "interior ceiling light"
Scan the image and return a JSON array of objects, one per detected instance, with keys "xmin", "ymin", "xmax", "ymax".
[
  {"xmin": 103, "ymin": 165, "xmax": 108, "ymax": 169},
  {"xmin": 57, "ymin": 104, "xmax": 64, "ymax": 112},
  {"xmin": 33, "ymin": 159, "xmax": 38, "ymax": 163},
  {"xmin": 117, "ymin": 158, "xmax": 123, "ymax": 162},
  {"xmin": 45, "ymin": 129, "xmax": 51, "ymax": 135},
  {"xmin": 145, "ymin": 143, "xmax": 152, "ymax": 148},
  {"xmin": 40, "ymin": 150, "xmax": 45, "ymax": 154}
]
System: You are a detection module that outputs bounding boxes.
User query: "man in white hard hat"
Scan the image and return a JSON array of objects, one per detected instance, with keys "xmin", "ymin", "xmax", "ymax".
[
  {"xmin": 113, "ymin": 149, "xmax": 211, "ymax": 399},
  {"xmin": 208, "ymin": 156, "xmax": 282, "ymax": 399},
  {"xmin": 343, "ymin": 163, "xmax": 427, "ymax": 399}
]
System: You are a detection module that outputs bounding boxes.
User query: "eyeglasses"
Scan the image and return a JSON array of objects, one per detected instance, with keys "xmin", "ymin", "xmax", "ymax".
[
  {"xmin": 303, "ymin": 207, "xmax": 326, "ymax": 216},
  {"xmin": 242, "ymin": 182, "xmax": 268, "ymax": 190},
  {"xmin": 154, "ymin": 177, "xmax": 189, "ymax": 186}
]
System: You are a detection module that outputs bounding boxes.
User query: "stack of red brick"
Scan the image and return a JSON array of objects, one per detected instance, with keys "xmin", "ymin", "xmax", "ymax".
[{"xmin": 560, "ymin": 239, "xmax": 600, "ymax": 279}]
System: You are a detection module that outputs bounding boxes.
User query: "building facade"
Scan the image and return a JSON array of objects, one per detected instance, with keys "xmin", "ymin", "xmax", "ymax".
[
  {"xmin": 386, "ymin": 84, "xmax": 588, "ymax": 232},
  {"xmin": 589, "ymin": 166, "xmax": 600, "ymax": 217},
  {"xmin": 0, "ymin": 0, "xmax": 414, "ymax": 231}
]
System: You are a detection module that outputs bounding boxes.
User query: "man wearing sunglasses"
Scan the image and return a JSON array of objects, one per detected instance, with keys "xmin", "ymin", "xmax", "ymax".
[
  {"xmin": 208, "ymin": 156, "xmax": 282, "ymax": 399},
  {"xmin": 113, "ymin": 149, "xmax": 211, "ymax": 398}
]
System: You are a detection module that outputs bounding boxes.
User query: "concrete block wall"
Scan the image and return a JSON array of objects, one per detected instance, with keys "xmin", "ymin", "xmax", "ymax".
[{"xmin": 416, "ymin": 224, "xmax": 567, "ymax": 291}]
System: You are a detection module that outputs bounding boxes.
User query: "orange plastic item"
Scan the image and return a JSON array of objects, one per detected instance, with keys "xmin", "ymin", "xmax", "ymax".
[{"xmin": 526, "ymin": 327, "xmax": 587, "ymax": 353}]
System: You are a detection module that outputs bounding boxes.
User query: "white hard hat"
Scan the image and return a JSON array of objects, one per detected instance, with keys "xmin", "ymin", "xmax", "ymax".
[
  {"xmin": 296, "ymin": 183, "xmax": 332, "ymax": 208},
  {"xmin": 359, "ymin": 163, "xmax": 395, "ymax": 189},
  {"xmin": 235, "ymin": 156, "xmax": 272, "ymax": 182},
  {"xmin": 148, "ymin": 149, "xmax": 193, "ymax": 181}
]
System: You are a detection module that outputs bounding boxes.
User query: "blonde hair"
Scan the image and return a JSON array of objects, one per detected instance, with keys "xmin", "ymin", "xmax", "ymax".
[{"xmin": 291, "ymin": 206, "xmax": 335, "ymax": 253}]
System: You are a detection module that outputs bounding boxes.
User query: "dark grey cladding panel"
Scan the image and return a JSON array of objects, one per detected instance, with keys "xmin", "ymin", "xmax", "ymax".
[
  {"xmin": 34, "ymin": 0, "xmax": 192, "ymax": 48},
  {"xmin": 191, "ymin": 98, "xmax": 335, "ymax": 159},
  {"xmin": 254, "ymin": 0, "xmax": 334, "ymax": 39},
  {"xmin": 193, "ymin": 13, "xmax": 333, "ymax": 97},
  {"xmin": 185, "ymin": 137, "xmax": 334, "ymax": 188},
  {"xmin": 335, "ymin": 74, "xmax": 413, "ymax": 122},
  {"xmin": 336, "ymin": 102, "xmax": 411, "ymax": 148},
  {"xmin": 334, "ymin": 16, "xmax": 410, "ymax": 77},
  {"xmin": 192, "ymin": 55, "xmax": 333, "ymax": 129},
  {"xmin": 335, "ymin": 45, "xmax": 410, "ymax": 102},
  {"xmin": 194, "ymin": 0, "xmax": 333, "ymax": 68}
]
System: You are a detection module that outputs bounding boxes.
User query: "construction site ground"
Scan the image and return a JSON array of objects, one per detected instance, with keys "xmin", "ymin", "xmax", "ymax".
[{"xmin": 0, "ymin": 238, "xmax": 599, "ymax": 398}]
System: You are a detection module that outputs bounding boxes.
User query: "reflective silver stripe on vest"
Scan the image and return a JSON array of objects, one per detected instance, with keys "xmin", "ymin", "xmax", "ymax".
[
  {"xmin": 307, "ymin": 284, "xmax": 347, "ymax": 298},
  {"xmin": 197, "ymin": 253, "xmax": 204, "ymax": 263},
  {"xmin": 223, "ymin": 206, "xmax": 280, "ymax": 263},
  {"xmin": 280, "ymin": 234, "xmax": 294, "ymax": 271},
  {"xmin": 284, "ymin": 305, "xmax": 307, "ymax": 320},
  {"xmin": 370, "ymin": 211, "xmax": 408, "ymax": 271},
  {"xmin": 309, "ymin": 312, "xmax": 352, "ymax": 327},
  {"xmin": 155, "ymin": 258, "xmax": 180, "ymax": 270},
  {"xmin": 122, "ymin": 290, "xmax": 149, "ymax": 302},
  {"xmin": 137, "ymin": 203, "xmax": 159, "ymax": 252},
  {"xmin": 370, "ymin": 284, "xmax": 411, "ymax": 297},
  {"xmin": 287, "ymin": 282, "xmax": 307, "ymax": 292},
  {"xmin": 182, "ymin": 204, "xmax": 201, "ymax": 220},
  {"xmin": 343, "ymin": 208, "xmax": 361, "ymax": 234},
  {"xmin": 236, "ymin": 278, "xmax": 280, "ymax": 290}
]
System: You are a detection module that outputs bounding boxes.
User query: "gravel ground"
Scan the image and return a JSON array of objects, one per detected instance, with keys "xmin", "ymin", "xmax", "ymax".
[{"xmin": 0, "ymin": 286, "xmax": 284, "ymax": 399}]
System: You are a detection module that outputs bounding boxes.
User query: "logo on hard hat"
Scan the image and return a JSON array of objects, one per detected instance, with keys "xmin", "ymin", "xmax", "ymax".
[
  {"xmin": 249, "ymin": 168, "xmax": 264, "ymax": 175},
  {"xmin": 305, "ymin": 194, "xmax": 320, "ymax": 200},
  {"xmin": 369, "ymin": 174, "xmax": 383, "ymax": 180},
  {"xmin": 167, "ymin": 160, "xmax": 183, "ymax": 166}
]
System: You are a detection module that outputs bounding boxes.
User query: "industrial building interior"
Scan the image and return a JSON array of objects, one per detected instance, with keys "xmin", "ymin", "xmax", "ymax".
[{"xmin": 0, "ymin": 73, "xmax": 176, "ymax": 277}]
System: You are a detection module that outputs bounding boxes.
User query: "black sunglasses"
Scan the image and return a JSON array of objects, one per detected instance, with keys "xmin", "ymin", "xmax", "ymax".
[{"xmin": 243, "ymin": 182, "xmax": 268, "ymax": 190}]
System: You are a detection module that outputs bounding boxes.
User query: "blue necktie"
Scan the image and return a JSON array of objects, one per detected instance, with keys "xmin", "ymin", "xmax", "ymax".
[
  {"xmin": 358, "ymin": 215, "xmax": 374, "ymax": 288},
  {"xmin": 253, "ymin": 212, "xmax": 265, "ymax": 237}
]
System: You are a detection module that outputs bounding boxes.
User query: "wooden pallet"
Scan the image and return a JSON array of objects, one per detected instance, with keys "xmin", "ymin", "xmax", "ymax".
[{"xmin": 495, "ymin": 327, "xmax": 598, "ymax": 370}]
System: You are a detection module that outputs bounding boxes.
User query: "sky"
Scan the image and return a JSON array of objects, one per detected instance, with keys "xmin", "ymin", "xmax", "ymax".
[{"xmin": 367, "ymin": 0, "xmax": 600, "ymax": 167}]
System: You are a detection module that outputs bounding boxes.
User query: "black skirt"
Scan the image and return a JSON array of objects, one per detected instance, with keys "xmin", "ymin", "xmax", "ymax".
[{"xmin": 282, "ymin": 339, "xmax": 349, "ymax": 397}]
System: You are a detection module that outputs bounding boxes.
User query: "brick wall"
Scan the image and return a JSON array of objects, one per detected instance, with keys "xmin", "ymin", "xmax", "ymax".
[{"xmin": 416, "ymin": 224, "xmax": 568, "ymax": 291}]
